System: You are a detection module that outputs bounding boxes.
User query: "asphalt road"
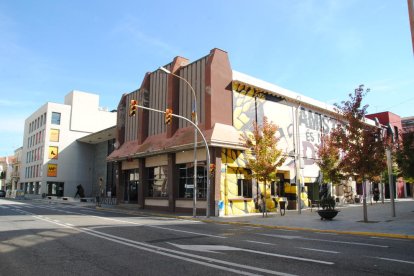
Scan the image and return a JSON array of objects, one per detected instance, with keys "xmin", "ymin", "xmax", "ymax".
[{"xmin": 1, "ymin": 199, "xmax": 413, "ymax": 276}]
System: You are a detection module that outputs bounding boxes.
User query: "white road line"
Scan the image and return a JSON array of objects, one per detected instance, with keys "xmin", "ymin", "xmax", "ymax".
[
  {"xmin": 245, "ymin": 240, "xmax": 275, "ymax": 245},
  {"xmin": 298, "ymin": 247, "xmax": 340, "ymax": 254},
  {"xmin": 260, "ymin": 233, "xmax": 389, "ymax": 248},
  {"xmin": 84, "ymin": 228, "xmax": 298, "ymax": 275},
  {"xmin": 16, "ymin": 207, "xmax": 224, "ymax": 240},
  {"xmin": 148, "ymin": 224, "xmax": 227, "ymax": 239},
  {"xmin": 315, "ymin": 232, "xmax": 338, "ymax": 236},
  {"xmin": 25, "ymin": 211, "xmax": 297, "ymax": 276},
  {"xmin": 375, "ymin": 257, "xmax": 414, "ymax": 265}
]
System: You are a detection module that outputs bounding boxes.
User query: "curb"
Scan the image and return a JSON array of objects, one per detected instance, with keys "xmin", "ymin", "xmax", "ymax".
[{"xmin": 95, "ymin": 205, "xmax": 414, "ymax": 241}]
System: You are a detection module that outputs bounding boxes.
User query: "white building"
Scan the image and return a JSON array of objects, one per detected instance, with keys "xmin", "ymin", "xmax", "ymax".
[{"xmin": 20, "ymin": 91, "xmax": 117, "ymax": 198}]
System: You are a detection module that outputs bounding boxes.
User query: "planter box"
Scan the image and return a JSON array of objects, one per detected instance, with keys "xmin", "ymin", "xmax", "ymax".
[{"xmin": 317, "ymin": 209, "xmax": 340, "ymax": 220}]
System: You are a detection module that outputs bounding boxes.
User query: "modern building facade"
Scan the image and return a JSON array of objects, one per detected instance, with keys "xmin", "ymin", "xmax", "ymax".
[
  {"xmin": 11, "ymin": 147, "xmax": 22, "ymax": 191},
  {"xmin": 20, "ymin": 91, "xmax": 117, "ymax": 198},
  {"xmin": 108, "ymin": 48, "xmax": 365, "ymax": 216},
  {"xmin": 77, "ymin": 126, "xmax": 117, "ymax": 199}
]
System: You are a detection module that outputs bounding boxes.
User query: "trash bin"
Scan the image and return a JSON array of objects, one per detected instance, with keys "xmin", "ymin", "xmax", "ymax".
[{"xmin": 218, "ymin": 200, "xmax": 224, "ymax": 216}]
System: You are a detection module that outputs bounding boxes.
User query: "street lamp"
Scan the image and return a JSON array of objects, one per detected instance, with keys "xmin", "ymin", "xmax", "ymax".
[
  {"xmin": 295, "ymin": 96, "xmax": 302, "ymax": 214},
  {"xmin": 159, "ymin": 67, "xmax": 205, "ymax": 218}
]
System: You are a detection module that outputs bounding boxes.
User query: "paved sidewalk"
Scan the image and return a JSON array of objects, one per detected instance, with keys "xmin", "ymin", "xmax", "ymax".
[
  {"xmin": 102, "ymin": 199, "xmax": 414, "ymax": 240},
  {"xmin": 198, "ymin": 199, "xmax": 414, "ymax": 240},
  {"xmin": 28, "ymin": 196, "xmax": 414, "ymax": 240}
]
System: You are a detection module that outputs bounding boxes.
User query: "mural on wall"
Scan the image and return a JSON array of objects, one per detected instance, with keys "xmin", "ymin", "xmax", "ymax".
[
  {"xmin": 221, "ymin": 83, "xmax": 342, "ymax": 215},
  {"xmin": 220, "ymin": 84, "xmax": 281, "ymax": 215},
  {"xmin": 220, "ymin": 148, "xmax": 257, "ymax": 215},
  {"xmin": 262, "ymin": 100, "xmax": 339, "ymax": 181}
]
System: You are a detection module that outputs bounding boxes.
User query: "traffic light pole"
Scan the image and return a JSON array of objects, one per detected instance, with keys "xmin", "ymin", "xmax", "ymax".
[{"xmin": 133, "ymin": 104, "xmax": 211, "ymax": 218}]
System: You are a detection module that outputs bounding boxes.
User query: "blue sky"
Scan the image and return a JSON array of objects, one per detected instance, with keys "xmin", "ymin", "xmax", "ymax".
[{"xmin": 1, "ymin": 0, "xmax": 413, "ymax": 156}]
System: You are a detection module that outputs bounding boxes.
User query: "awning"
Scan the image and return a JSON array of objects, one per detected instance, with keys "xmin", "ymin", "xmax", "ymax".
[{"xmin": 107, "ymin": 123, "xmax": 246, "ymax": 162}]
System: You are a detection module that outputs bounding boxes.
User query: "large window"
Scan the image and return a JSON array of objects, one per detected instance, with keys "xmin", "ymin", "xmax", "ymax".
[
  {"xmin": 147, "ymin": 166, "xmax": 168, "ymax": 197},
  {"xmin": 51, "ymin": 112, "xmax": 61, "ymax": 125},
  {"xmin": 178, "ymin": 163, "xmax": 206, "ymax": 199},
  {"xmin": 237, "ymin": 179, "xmax": 252, "ymax": 198}
]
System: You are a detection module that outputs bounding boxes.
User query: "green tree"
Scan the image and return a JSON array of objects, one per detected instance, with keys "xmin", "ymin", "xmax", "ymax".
[
  {"xmin": 396, "ymin": 131, "xmax": 414, "ymax": 183},
  {"xmin": 241, "ymin": 116, "xmax": 286, "ymax": 217},
  {"xmin": 334, "ymin": 85, "xmax": 386, "ymax": 221},
  {"xmin": 315, "ymin": 130, "xmax": 342, "ymax": 211},
  {"xmin": 316, "ymin": 132, "xmax": 341, "ymax": 186}
]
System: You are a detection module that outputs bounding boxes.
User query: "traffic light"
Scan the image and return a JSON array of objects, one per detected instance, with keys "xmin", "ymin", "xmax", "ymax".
[
  {"xmin": 129, "ymin": 100, "xmax": 137, "ymax": 116},
  {"xmin": 209, "ymin": 164, "xmax": 216, "ymax": 174},
  {"xmin": 165, "ymin": 108, "xmax": 173, "ymax": 125}
]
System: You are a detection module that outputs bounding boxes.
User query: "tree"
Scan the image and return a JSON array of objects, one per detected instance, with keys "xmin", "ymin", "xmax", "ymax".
[
  {"xmin": 316, "ymin": 132, "xmax": 341, "ymax": 186},
  {"xmin": 241, "ymin": 116, "xmax": 286, "ymax": 217},
  {"xmin": 396, "ymin": 131, "xmax": 414, "ymax": 183},
  {"xmin": 315, "ymin": 132, "xmax": 342, "ymax": 212},
  {"xmin": 334, "ymin": 85, "xmax": 386, "ymax": 222}
]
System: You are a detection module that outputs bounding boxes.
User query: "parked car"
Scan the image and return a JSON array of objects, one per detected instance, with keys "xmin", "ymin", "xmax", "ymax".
[{"xmin": 0, "ymin": 190, "xmax": 6, "ymax": 197}]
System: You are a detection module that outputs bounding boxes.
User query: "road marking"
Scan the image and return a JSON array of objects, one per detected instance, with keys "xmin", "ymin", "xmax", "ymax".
[
  {"xmin": 168, "ymin": 243, "xmax": 334, "ymax": 265},
  {"xmin": 84, "ymin": 229, "xmax": 298, "ymax": 276},
  {"xmin": 148, "ymin": 225, "xmax": 227, "ymax": 239},
  {"xmin": 83, "ymin": 215, "xmax": 226, "ymax": 239},
  {"xmin": 245, "ymin": 240, "xmax": 275, "ymax": 245},
  {"xmin": 298, "ymin": 247, "xmax": 340, "ymax": 254},
  {"xmin": 315, "ymin": 232, "xmax": 338, "ymax": 236},
  {"xmin": 25, "ymin": 211, "xmax": 297, "ymax": 276},
  {"xmin": 375, "ymin": 257, "xmax": 414, "ymax": 265},
  {"xmin": 259, "ymin": 234, "xmax": 389, "ymax": 248}
]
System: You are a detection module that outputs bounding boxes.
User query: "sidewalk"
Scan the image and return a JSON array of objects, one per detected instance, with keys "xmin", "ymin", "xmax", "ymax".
[
  {"xmin": 199, "ymin": 199, "xmax": 414, "ymax": 240},
  {"xmin": 37, "ymin": 196, "xmax": 414, "ymax": 240}
]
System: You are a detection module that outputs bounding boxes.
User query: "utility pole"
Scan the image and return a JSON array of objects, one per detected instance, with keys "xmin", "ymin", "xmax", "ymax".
[{"xmin": 386, "ymin": 147, "xmax": 396, "ymax": 217}]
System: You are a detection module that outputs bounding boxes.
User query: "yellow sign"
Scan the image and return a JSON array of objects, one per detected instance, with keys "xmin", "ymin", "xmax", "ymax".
[
  {"xmin": 48, "ymin": 146, "xmax": 58, "ymax": 159},
  {"xmin": 50, "ymin": 129, "xmax": 59, "ymax": 142},
  {"xmin": 47, "ymin": 164, "xmax": 57, "ymax": 177}
]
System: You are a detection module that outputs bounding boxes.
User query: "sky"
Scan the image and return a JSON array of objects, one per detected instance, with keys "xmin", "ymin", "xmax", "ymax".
[{"xmin": 0, "ymin": 0, "xmax": 413, "ymax": 156}]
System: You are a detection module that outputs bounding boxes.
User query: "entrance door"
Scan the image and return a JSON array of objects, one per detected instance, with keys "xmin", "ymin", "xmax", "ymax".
[
  {"xmin": 124, "ymin": 169, "xmax": 139, "ymax": 203},
  {"xmin": 47, "ymin": 182, "xmax": 64, "ymax": 197}
]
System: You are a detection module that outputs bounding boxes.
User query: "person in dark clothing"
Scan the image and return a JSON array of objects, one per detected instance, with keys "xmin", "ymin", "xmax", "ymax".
[{"xmin": 75, "ymin": 184, "xmax": 85, "ymax": 198}]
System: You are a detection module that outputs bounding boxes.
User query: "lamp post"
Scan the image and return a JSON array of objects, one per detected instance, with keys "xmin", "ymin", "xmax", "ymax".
[
  {"xmin": 159, "ymin": 67, "xmax": 203, "ymax": 218},
  {"xmin": 132, "ymin": 103, "xmax": 211, "ymax": 217},
  {"xmin": 295, "ymin": 96, "xmax": 302, "ymax": 214}
]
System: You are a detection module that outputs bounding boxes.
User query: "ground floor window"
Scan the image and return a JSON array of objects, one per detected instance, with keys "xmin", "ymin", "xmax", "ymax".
[
  {"xmin": 47, "ymin": 182, "xmax": 64, "ymax": 197},
  {"xmin": 178, "ymin": 162, "xmax": 207, "ymax": 199},
  {"xmin": 147, "ymin": 166, "xmax": 168, "ymax": 197},
  {"xmin": 35, "ymin": 182, "xmax": 40, "ymax": 194},
  {"xmin": 237, "ymin": 179, "xmax": 252, "ymax": 198}
]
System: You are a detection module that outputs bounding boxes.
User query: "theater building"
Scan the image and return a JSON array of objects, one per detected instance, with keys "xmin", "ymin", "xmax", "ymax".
[{"xmin": 108, "ymin": 48, "xmax": 345, "ymax": 216}]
